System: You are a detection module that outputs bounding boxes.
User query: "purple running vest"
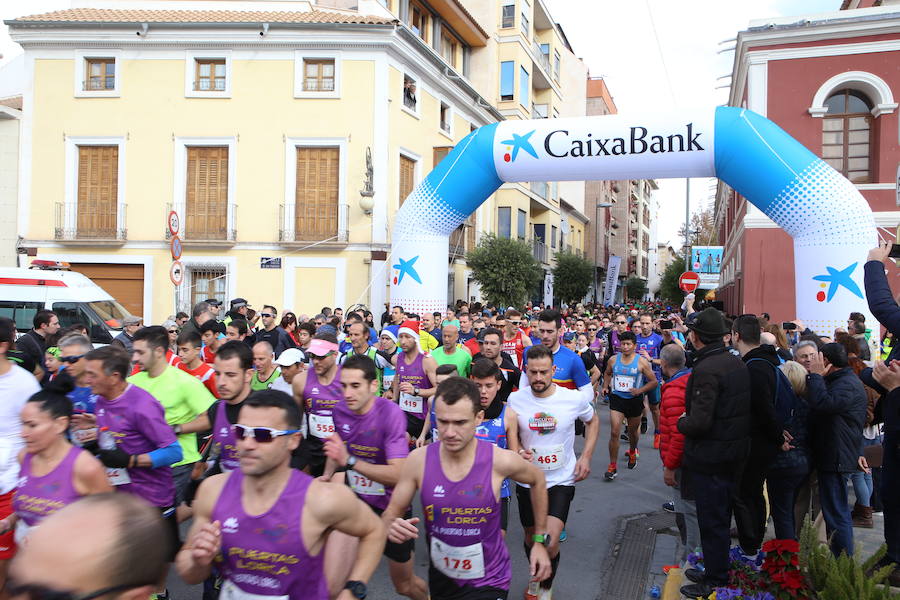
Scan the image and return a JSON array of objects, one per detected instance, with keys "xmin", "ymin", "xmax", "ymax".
[
  {"xmin": 212, "ymin": 401, "xmax": 240, "ymax": 473},
  {"xmin": 303, "ymin": 366, "xmax": 342, "ymax": 449},
  {"xmin": 396, "ymin": 352, "xmax": 432, "ymax": 421},
  {"xmin": 212, "ymin": 469, "xmax": 327, "ymax": 599},
  {"xmin": 14, "ymin": 446, "xmax": 83, "ymax": 527},
  {"xmin": 421, "ymin": 440, "xmax": 510, "ymax": 591}
]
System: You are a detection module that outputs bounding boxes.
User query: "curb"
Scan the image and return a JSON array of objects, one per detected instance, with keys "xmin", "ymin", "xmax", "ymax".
[{"xmin": 662, "ymin": 567, "xmax": 684, "ymax": 600}]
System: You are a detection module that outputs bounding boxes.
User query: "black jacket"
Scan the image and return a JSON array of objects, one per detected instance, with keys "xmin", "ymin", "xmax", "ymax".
[
  {"xmin": 16, "ymin": 330, "xmax": 47, "ymax": 371},
  {"xmin": 861, "ymin": 260, "xmax": 900, "ymax": 431},
  {"xmin": 677, "ymin": 342, "xmax": 752, "ymax": 474},
  {"xmin": 806, "ymin": 367, "xmax": 867, "ymax": 473},
  {"xmin": 255, "ymin": 326, "xmax": 296, "ymax": 357},
  {"xmin": 742, "ymin": 345, "xmax": 785, "ymax": 459}
]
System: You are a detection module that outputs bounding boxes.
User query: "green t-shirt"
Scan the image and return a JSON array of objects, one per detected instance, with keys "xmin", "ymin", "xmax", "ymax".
[
  {"xmin": 251, "ymin": 367, "xmax": 282, "ymax": 391},
  {"xmin": 128, "ymin": 366, "xmax": 216, "ymax": 467},
  {"xmin": 432, "ymin": 345, "xmax": 472, "ymax": 378}
]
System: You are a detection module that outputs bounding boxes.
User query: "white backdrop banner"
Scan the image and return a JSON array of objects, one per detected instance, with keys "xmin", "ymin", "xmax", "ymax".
[{"xmin": 603, "ymin": 256, "xmax": 621, "ymax": 306}]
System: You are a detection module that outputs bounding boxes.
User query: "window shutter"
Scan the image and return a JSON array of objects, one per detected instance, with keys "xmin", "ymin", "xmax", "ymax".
[
  {"xmin": 186, "ymin": 146, "xmax": 228, "ymax": 239},
  {"xmin": 399, "ymin": 156, "xmax": 415, "ymax": 207},
  {"xmin": 295, "ymin": 147, "xmax": 339, "ymax": 241},
  {"xmin": 77, "ymin": 146, "xmax": 118, "ymax": 238}
]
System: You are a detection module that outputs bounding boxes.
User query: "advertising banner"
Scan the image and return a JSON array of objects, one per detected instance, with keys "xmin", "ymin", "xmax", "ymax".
[
  {"xmin": 603, "ymin": 256, "xmax": 621, "ymax": 306},
  {"xmin": 691, "ymin": 246, "xmax": 723, "ymax": 287}
]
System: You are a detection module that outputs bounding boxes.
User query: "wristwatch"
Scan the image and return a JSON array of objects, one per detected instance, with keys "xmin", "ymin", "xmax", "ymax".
[
  {"xmin": 336, "ymin": 455, "xmax": 357, "ymax": 473},
  {"xmin": 344, "ymin": 580, "xmax": 367, "ymax": 599},
  {"xmin": 173, "ymin": 424, "xmax": 183, "ymax": 435},
  {"xmin": 413, "ymin": 387, "xmax": 419, "ymax": 396},
  {"xmin": 532, "ymin": 533, "xmax": 551, "ymax": 546}
]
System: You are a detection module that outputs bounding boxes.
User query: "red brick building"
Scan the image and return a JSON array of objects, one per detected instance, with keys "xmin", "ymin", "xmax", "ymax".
[{"xmin": 716, "ymin": 0, "xmax": 900, "ymax": 322}]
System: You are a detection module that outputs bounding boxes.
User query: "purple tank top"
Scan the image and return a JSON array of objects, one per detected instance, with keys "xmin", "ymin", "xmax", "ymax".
[
  {"xmin": 396, "ymin": 352, "xmax": 432, "ymax": 421},
  {"xmin": 213, "ymin": 401, "xmax": 239, "ymax": 473},
  {"xmin": 303, "ymin": 366, "xmax": 342, "ymax": 445},
  {"xmin": 212, "ymin": 469, "xmax": 327, "ymax": 599},
  {"xmin": 421, "ymin": 440, "xmax": 510, "ymax": 591},
  {"xmin": 14, "ymin": 446, "xmax": 83, "ymax": 527}
]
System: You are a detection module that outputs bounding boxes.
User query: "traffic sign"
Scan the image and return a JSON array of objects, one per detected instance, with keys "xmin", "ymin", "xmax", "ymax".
[
  {"xmin": 168, "ymin": 210, "xmax": 180, "ymax": 237},
  {"xmin": 679, "ymin": 271, "xmax": 700, "ymax": 293},
  {"xmin": 170, "ymin": 235, "xmax": 183, "ymax": 261},
  {"xmin": 169, "ymin": 260, "xmax": 184, "ymax": 286}
]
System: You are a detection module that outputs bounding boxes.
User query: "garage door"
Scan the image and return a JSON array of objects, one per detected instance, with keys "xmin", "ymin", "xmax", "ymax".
[{"xmin": 68, "ymin": 263, "xmax": 144, "ymax": 317}]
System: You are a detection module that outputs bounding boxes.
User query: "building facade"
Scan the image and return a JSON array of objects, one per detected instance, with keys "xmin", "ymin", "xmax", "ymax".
[
  {"xmin": 716, "ymin": 1, "xmax": 900, "ymax": 322},
  {"xmin": 0, "ymin": 94, "xmax": 21, "ymax": 267},
  {"xmin": 8, "ymin": 0, "xmax": 589, "ymax": 322}
]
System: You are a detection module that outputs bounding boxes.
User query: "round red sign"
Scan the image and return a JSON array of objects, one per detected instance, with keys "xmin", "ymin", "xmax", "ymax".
[{"xmin": 679, "ymin": 271, "xmax": 700, "ymax": 293}]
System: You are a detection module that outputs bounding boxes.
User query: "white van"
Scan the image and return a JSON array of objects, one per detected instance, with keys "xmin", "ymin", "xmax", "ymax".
[{"xmin": 0, "ymin": 260, "xmax": 134, "ymax": 345}]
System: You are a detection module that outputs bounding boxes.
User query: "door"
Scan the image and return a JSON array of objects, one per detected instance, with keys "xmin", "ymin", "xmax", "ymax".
[{"xmin": 68, "ymin": 263, "xmax": 144, "ymax": 317}]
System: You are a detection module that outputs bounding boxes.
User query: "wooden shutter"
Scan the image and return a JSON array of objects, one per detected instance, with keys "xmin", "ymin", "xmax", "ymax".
[
  {"xmin": 399, "ymin": 155, "xmax": 415, "ymax": 207},
  {"xmin": 186, "ymin": 146, "xmax": 228, "ymax": 240},
  {"xmin": 77, "ymin": 146, "xmax": 118, "ymax": 238},
  {"xmin": 295, "ymin": 147, "xmax": 339, "ymax": 241}
]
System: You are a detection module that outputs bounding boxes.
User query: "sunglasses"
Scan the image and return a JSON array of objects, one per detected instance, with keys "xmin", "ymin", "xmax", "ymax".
[
  {"xmin": 58, "ymin": 354, "xmax": 85, "ymax": 364},
  {"xmin": 309, "ymin": 352, "xmax": 335, "ymax": 360},
  {"xmin": 167, "ymin": 329, "xmax": 178, "ymax": 334},
  {"xmin": 232, "ymin": 424, "xmax": 300, "ymax": 443},
  {"xmin": 616, "ymin": 321, "xmax": 627, "ymax": 325},
  {"xmin": 588, "ymin": 327, "xmax": 597, "ymax": 331},
  {"xmin": 260, "ymin": 313, "xmax": 274, "ymax": 318},
  {"xmin": 509, "ymin": 320, "xmax": 521, "ymax": 325},
  {"xmin": 7, "ymin": 580, "xmax": 147, "ymax": 600}
]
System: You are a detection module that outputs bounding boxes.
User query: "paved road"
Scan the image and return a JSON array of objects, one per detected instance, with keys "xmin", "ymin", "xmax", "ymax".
[{"xmin": 167, "ymin": 402, "xmax": 673, "ymax": 599}]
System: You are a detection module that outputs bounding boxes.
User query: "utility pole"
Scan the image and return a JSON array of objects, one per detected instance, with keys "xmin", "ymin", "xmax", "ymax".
[{"xmin": 683, "ymin": 178, "xmax": 691, "ymax": 271}]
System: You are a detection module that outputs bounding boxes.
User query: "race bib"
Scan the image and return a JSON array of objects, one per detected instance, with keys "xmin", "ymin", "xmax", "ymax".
[
  {"xmin": 613, "ymin": 375, "xmax": 635, "ymax": 393},
  {"xmin": 220, "ymin": 580, "xmax": 288, "ymax": 600},
  {"xmin": 399, "ymin": 393, "xmax": 423, "ymax": 414},
  {"xmin": 430, "ymin": 537, "xmax": 485, "ymax": 580},
  {"xmin": 382, "ymin": 374, "xmax": 395, "ymax": 389},
  {"xmin": 106, "ymin": 467, "xmax": 131, "ymax": 486},
  {"xmin": 348, "ymin": 469, "xmax": 385, "ymax": 496},
  {"xmin": 532, "ymin": 444, "xmax": 564, "ymax": 471},
  {"xmin": 308, "ymin": 413, "xmax": 335, "ymax": 439}
]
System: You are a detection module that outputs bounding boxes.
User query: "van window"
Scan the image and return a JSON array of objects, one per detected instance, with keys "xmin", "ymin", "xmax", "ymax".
[
  {"xmin": 52, "ymin": 302, "xmax": 113, "ymax": 344},
  {"xmin": 0, "ymin": 301, "xmax": 44, "ymax": 331},
  {"xmin": 87, "ymin": 300, "xmax": 130, "ymax": 329}
]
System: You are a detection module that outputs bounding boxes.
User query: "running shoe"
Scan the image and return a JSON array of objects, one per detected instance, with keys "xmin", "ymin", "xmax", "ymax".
[
  {"xmin": 559, "ymin": 529, "xmax": 568, "ymax": 542},
  {"xmin": 604, "ymin": 464, "xmax": 617, "ymax": 481},
  {"xmin": 627, "ymin": 449, "xmax": 638, "ymax": 469},
  {"xmin": 640, "ymin": 416, "xmax": 648, "ymax": 434},
  {"xmin": 662, "ymin": 501, "xmax": 675, "ymax": 513},
  {"xmin": 653, "ymin": 432, "xmax": 661, "ymax": 449}
]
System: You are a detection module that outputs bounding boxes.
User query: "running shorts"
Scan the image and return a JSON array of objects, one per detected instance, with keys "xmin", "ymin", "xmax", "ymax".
[
  {"xmin": 609, "ymin": 394, "xmax": 644, "ymax": 419},
  {"xmin": 500, "ymin": 496, "xmax": 510, "ymax": 532},
  {"xmin": 372, "ymin": 506, "xmax": 415, "ymax": 563},
  {"xmin": 0, "ymin": 490, "xmax": 14, "ymax": 559},
  {"xmin": 646, "ymin": 383, "xmax": 661, "ymax": 405},
  {"xmin": 428, "ymin": 565, "xmax": 509, "ymax": 600},
  {"xmin": 515, "ymin": 484, "xmax": 575, "ymax": 528}
]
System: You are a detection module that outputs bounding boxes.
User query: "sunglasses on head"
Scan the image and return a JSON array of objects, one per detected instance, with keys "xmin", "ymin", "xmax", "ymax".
[
  {"xmin": 6, "ymin": 580, "xmax": 148, "ymax": 600},
  {"xmin": 232, "ymin": 424, "xmax": 300, "ymax": 443},
  {"xmin": 58, "ymin": 354, "xmax": 85, "ymax": 364}
]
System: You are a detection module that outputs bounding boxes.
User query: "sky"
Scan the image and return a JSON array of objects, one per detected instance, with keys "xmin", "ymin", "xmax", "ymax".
[{"xmin": 0, "ymin": 0, "xmax": 842, "ymax": 248}]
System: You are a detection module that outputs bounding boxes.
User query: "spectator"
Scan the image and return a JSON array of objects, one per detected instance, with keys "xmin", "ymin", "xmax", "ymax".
[
  {"xmin": 110, "ymin": 316, "xmax": 142, "ymax": 353},
  {"xmin": 223, "ymin": 298, "xmax": 250, "ymax": 327},
  {"xmin": 280, "ymin": 312, "xmax": 300, "ymax": 346},
  {"xmin": 203, "ymin": 298, "xmax": 222, "ymax": 320},
  {"xmin": 179, "ymin": 302, "xmax": 212, "ymax": 338},
  {"xmin": 872, "ymin": 360, "xmax": 900, "ymax": 586},
  {"xmin": 805, "ymin": 343, "xmax": 867, "ymax": 557},
  {"xmin": 850, "ymin": 320, "xmax": 871, "ymax": 361},
  {"xmin": 162, "ymin": 319, "xmax": 179, "ymax": 355},
  {"xmin": 174, "ymin": 311, "xmax": 189, "ymax": 327},
  {"xmin": 16, "ymin": 310, "xmax": 60, "ymax": 376},
  {"xmin": 296, "ymin": 321, "xmax": 316, "ymax": 354},
  {"xmin": 793, "ymin": 340, "xmax": 819, "ymax": 372},
  {"xmin": 255, "ymin": 305, "xmax": 296, "ymax": 357}
]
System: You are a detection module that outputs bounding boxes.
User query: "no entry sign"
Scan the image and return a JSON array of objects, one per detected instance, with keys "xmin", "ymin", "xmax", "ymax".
[{"xmin": 679, "ymin": 271, "xmax": 700, "ymax": 293}]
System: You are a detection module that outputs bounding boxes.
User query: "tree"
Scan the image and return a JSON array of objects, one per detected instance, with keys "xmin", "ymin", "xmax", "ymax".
[
  {"xmin": 658, "ymin": 257, "xmax": 687, "ymax": 303},
  {"xmin": 552, "ymin": 251, "xmax": 593, "ymax": 306},
  {"xmin": 466, "ymin": 234, "xmax": 542, "ymax": 308},
  {"xmin": 678, "ymin": 207, "xmax": 718, "ymax": 247},
  {"xmin": 624, "ymin": 276, "xmax": 648, "ymax": 301}
]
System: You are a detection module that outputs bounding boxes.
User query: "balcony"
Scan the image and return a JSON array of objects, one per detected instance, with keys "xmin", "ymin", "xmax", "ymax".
[
  {"xmin": 530, "ymin": 181, "xmax": 548, "ymax": 199},
  {"xmin": 279, "ymin": 202, "xmax": 348, "ymax": 245},
  {"xmin": 531, "ymin": 103, "xmax": 549, "ymax": 119},
  {"xmin": 55, "ymin": 202, "xmax": 126, "ymax": 244},
  {"xmin": 532, "ymin": 239, "xmax": 548, "ymax": 264},
  {"xmin": 167, "ymin": 202, "xmax": 236, "ymax": 245},
  {"xmin": 449, "ymin": 226, "xmax": 466, "ymax": 259},
  {"xmin": 529, "ymin": 41, "xmax": 552, "ymax": 90}
]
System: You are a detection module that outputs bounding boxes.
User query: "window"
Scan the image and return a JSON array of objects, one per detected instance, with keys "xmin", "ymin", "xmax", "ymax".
[
  {"xmin": 76, "ymin": 145, "xmax": 118, "ymax": 238},
  {"xmin": 0, "ymin": 301, "xmax": 43, "ymax": 332},
  {"xmin": 520, "ymin": 10, "xmax": 529, "ymax": 38},
  {"xmin": 409, "ymin": 1, "xmax": 429, "ymax": 42},
  {"xmin": 434, "ymin": 146, "xmax": 452, "ymax": 167},
  {"xmin": 501, "ymin": 1, "xmax": 515, "ymax": 28},
  {"xmin": 403, "ymin": 74, "xmax": 417, "ymax": 111},
  {"xmin": 519, "ymin": 67, "xmax": 530, "ymax": 108},
  {"xmin": 553, "ymin": 50, "xmax": 561, "ymax": 82},
  {"xmin": 440, "ymin": 102, "xmax": 451, "ymax": 133},
  {"xmin": 51, "ymin": 302, "xmax": 110, "ymax": 344},
  {"xmin": 498, "ymin": 207, "xmax": 511, "ymax": 238},
  {"xmin": 194, "ymin": 58, "xmax": 226, "ymax": 91},
  {"xmin": 399, "ymin": 155, "xmax": 416, "ymax": 206},
  {"xmin": 500, "ymin": 61, "xmax": 514, "ymax": 101},
  {"xmin": 551, "ymin": 225, "xmax": 557, "ymax": 248},
  {"xmin": 189, "ymin": 267, "xmax": 227, "ymax": 308},
  {"xmin": 303, "ymin": 59, "xmax": 335, "ymax": 92},
  {"xmin": 517, "ymin": 209, "xmax": 527, "ymax": 239},
  {"xmin": 532, "ymin": 103, "xmax": 548, "ymax": 118},
  {"xmin": 441, "ymin": 32, "xmax": 458, "ymax": 68},
  {"xmin": 185, "ymin": 146, "xmax": 229, "ymax": 240},
  {"xmin": 295, "ymin": 147, "xmax": 339, "ymax": 241},
  {"xmin": 85, "ymin": 58, "xmax": 115, "ymax": 91},
  {"xmin": 822, "ymin": 89, "xmax": 873, "ymax": 183}
]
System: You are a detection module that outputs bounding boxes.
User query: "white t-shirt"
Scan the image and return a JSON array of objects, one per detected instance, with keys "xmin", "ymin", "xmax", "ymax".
[
  {"xmin": 0, "ymin": 364, "xmax": 40, "ymax": 494},
  {"xmin": 509, "ymin": 385, "xmax": 595, "ymax": 488}
]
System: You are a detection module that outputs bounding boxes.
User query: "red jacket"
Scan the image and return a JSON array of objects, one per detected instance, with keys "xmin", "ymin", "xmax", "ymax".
[{"xmin": 659, "ymin": 369, "xmax": 691, "ymax": 470}]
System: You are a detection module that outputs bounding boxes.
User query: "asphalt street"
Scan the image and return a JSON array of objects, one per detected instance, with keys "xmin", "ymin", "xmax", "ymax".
[{"xmin": 168, "ymin": 402, "xmax": 673, "ymax": 600}]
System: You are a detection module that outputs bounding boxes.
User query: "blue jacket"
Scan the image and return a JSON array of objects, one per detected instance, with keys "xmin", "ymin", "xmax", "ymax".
[{"xmin": 806, "ymin": 368, "xmax": 867, "ymax": 473}]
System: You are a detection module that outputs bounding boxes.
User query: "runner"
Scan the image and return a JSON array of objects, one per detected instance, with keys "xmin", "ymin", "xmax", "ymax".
[
  {"xmin": 499, "ymin": 310, "xmax": 532, "ymax": 369},
  {"xmin": 251, "ymin": 341, "xmax": 281, "ymax": 391},
  {"xmin": 177, "ymin": 389, "xmax": 386, "ymax": 599},
  {"xmin": 271, "ymin": 347, "xmax": 306, "ymax": 396},
  {"xmin": 379, "ymin": 326, "xmax": 401, "ymax": 400},
  {"xmin": 635, "ymin": 314, "xmax": 664, "ymax": 448},
  {"xmin": 523, "ymin": 310, "xmax": 593, "ymax": 407},
  {"xmin": 3, "ymin": 378, "xmax": 111, "ymax": 544},
  {"xmin": 432, "ymin": 325, "xmax": 473, "ymax": 378},
  {"xmin": 473, "ymin": 327, "xmax": 521, "ymax": 403},
  {"xmin": 177, "ymin": 330, "xmax": 219, "ymax": 398},
  {"xmin": 601, "ymin": 331, "xmax": 658, "ymax": 480},
  {"xmin": 322, "ymin": 355, "xmax": 429, "ymax": 600},
  {"xmin": 510, "ymin": 344, "xmax": 599, "ymax": 599},
  {"xmin": 384, "ymin": 377, "xmax": 552, "ymax": 600},
  {"xmin": 206, "ymin": 341, "xmax": 255, "ymax": 475},
  {"xmin": 391, "ymin": 321, "xmax": 438, "ymax": 444},
  {"xmin": 293, "ymin": 333, "xmax": 343, "ymax": 476},
  {"xmin": 339, "ymin": 321, "xmax": 392, "ymax": 395}
]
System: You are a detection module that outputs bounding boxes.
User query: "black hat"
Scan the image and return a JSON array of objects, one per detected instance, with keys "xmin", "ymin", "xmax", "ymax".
[
  {"xmin": 685, "ymin": 307, "xmax": 729, "ymax": 337},
  {"xmin": 230, "ymin": 298, "xmax": 248, "ymax": 309},
  {"xmin": 204, "ymin": 298, "xmax": 222, "ymax": 307}
]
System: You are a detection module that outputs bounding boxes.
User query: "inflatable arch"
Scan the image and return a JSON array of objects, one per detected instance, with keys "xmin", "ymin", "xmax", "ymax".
[{"xmin": 390, "ymin": 107, "xmax": 877, "ymax": 332}]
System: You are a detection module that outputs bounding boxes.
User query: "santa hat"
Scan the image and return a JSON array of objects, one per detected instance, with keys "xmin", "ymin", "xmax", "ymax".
[
  {"xmin": 398, "ymin": 320, "xmax": 420, "ymax": 340},
  {"xmin": 380, "ymin": 325, "xmax": 399, "ymax": 343}
]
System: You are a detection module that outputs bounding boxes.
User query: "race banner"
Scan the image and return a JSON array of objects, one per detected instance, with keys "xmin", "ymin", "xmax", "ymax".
[{"xmin": 603, "ymin": 255, "xmax": 621, "ymax": 306}]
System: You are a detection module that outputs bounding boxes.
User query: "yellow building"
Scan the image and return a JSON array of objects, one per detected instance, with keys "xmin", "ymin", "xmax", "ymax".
[{"xmin": 8, "ymin": 0, "xmax": 588, "ymax": 322}]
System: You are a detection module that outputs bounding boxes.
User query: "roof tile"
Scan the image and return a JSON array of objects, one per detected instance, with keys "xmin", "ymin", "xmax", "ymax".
[{"xmin": 11, "ymin": 8, "xmax": 394, "ymax": 26}]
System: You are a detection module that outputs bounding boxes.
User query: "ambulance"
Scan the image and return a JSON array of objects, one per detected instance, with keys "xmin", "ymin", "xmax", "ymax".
[{"xmin": 0, "ymin": 260, "xmax": 134, "ymax": 344}]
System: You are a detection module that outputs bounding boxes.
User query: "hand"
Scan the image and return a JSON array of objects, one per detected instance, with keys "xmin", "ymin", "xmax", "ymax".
[
  {"xmin": 807, "ymin": 352, "xmax": 828, "ymax": 376},
  {"xmin": 96, "ymin": 448, "xmax": 131, "ymax": 469},
  {"xmin": 191, "ymin": 461, "xmax": 206, "ymax": 481},
  {"xmin": 388, "ymin": 517, "xmax": 419, "ymax": 544},
  {"xmin": 529, "ymin": 543, "xmax": 552, "ymax": 582},
  {"xmin": 601, "ymin": 385, "xmax": 610, "ymax": 397},
  {"xmin": 323, "ymin": 434, "xmax": 350, "ymax": 466},
  {"xmin": 663, "ymin": 467, "xmax": 677, "ymax": 487},
  {"xmin": 71, "ymin": 413, "xmax": 97, "ymax": 430},
  {"xmin": 574, "ymin": 455, "xmax": 591, "ymax": 482},
  {"xmin": 873, "ymin": 361, "xmax": 900, "ymax": 392},
  {"xmin": 0, "ymin": 518, "xmax": 12, "ymax": 535},
  {"xmin": 781, "ymin": 430, "xmax": 795, "ymax": 452},
  {"xmin": 415, "ymin": 435, "xmax": 427, "ymax": 448},
  {"xmin": 627, "ymin": 388, "xmax": 642, "ymax": 396},
  {"xmin": 383, "ymin": 389, "xmax": 394, "ymax": 400},
  {"xmin": 188, "ymin": 520, "xmax": 222, "ymax": 567},
  {"xmin": 868, "ymin": 240, "xmax": 892, "ymax": 264},
  {"xmin": 518, "ymin": 448, "xmax": 534, "ymax": 462},
  {"xmin": 792, "ymin": 319, "xmax": 805, "ymax": 332},
  {"xmin": 399, "ymin": 381, "xmax": 414, "ymax": 394},
  {"xmin": 859, "ymin": 455, "xmax": 871, "ymax": 474},
  {"xmin": 639, "ymin": 350, "xmax": 650, "ymax": 360}
]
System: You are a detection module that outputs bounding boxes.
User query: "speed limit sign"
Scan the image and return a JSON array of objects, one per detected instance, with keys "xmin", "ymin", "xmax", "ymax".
[{"xmin": 168, "ymin": 210, "xmax": 180, "ymax": 237}]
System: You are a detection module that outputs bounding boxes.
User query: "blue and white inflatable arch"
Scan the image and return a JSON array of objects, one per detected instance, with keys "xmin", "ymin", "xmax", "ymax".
[{"xmin": 390, "ymin": 107, "xmax": 876, "ymax": 332}]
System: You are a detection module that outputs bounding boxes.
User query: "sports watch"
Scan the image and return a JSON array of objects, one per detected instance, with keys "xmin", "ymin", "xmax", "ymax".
[
  {"xmin": 344, "ymin": 580, "xmax": 367, "ymax": 599},
  {"xmin": 336, "ymin": 455, "xmax": 357, "ymax": 473},
  {"xmin": 532, "ymin": 533, "xmax": 551, "ymax": 546}
]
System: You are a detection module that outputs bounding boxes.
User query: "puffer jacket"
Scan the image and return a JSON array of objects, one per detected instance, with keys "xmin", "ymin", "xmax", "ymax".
[
  {"xmin": 659, "ymin": 369, "xmax": 691, "ymax": 470},
  {"xmin": 806, "ymin": 367, "xmax": 867, "ymax": 473}
]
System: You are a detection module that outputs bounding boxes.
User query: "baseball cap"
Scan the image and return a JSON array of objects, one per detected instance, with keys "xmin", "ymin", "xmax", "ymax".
[
  {"xmin": 307, "ymin": 338, "xmax": 339, "ymax": 357},
  {"xmin": 205, "ymin": 298, "xmax": 222, "ymax": 307},
  {"xmin": 230, "ymin": 298, "xmax": 248, "ymax": 309},
  {"xmin": 274, "ymin": 348, "xmax": 306, "ymax": 366},
  {"xmin": 562, "ymin": 332, "xmax": 576, "ymax": 342}
]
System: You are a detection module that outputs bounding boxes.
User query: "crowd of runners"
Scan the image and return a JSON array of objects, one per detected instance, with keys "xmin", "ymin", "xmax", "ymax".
[{"xmin": 2, "ymin": 241, "xmax": 900, "ymax": 600}]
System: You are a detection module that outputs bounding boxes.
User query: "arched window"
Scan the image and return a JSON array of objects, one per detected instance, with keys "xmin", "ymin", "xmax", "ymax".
[{"xmin": 821, "ymin": 89, "xmax": 873, "ymax": 183}]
